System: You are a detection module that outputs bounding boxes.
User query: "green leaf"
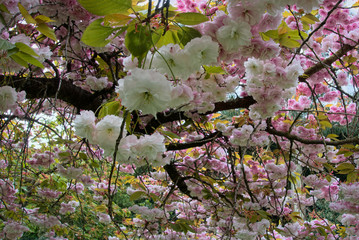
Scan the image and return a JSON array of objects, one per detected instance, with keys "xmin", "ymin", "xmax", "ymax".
[
  {"xmin": 316, "ymin": 226, "xmax": 327, "ymax": 238},
  {"xmin": 203, "ymin": 65, "xmax": 225, "ymax": 74},
  {"xmin": 0, "ymin": 4, "xmax": 10, "ymax": 14},
  {"xmin": 342, "ymin": 144, "xmax": 355, "ymax": 149},
  {"xmin": 79, "ymin": 152, "xmax": 88, "ymax": 160},
  {"xmin": 319, "ymin": 120, "xmax": 332, "ymax": 129},
  {"xmin": 125, "ymin": 111, "xmax": 133, "ymax": 134},
  {"xmin": 125, "ymin": 25, "xmax": 152, "ymax": 60},
  {"xmin": 161, "ymin": 130, "xmax": 180, "ymax": 139},
  {"xmin": 91, "ymin": 160, "xmax": 100, "ymax": 168},
  {"xmin": 301, "ymin": 13, "xmax": 320, "ymax": 24},
  {"xmin": 15, "ymin": 42, "xmax": 39, "ymax": 57},
  {"xmin": 327, "ymin": 134, "xmax": 339, "ymax": 140},
  {"xmin": 149, "ymin": 193, "xmax": 161, "ymax": 202},
  {"xmin": 78, "ymin": 0, "xmax": 132, "ymax": 16},
  {"xmin": 177, "ymin": 26, "xmax": 202, "ymax": 46},
  {"xmin": 81, "ymin": 18, "xmax": 114, "ymax": 47},
  {"xmin": 261, "ymin": 30, "xmax": 279, "ymax": 41},
  {"xmin": 129, "ymin": 191, "xmax": 147, "ymax": 201},
  {"xmin": 18, "ymin": 3, "xmax": 36, "ymax": 24},
  {"xmin": 37, "ymin": 23, "xmax": 57, "ymax": 41},
  {"xmin": 10, "ymin": 54, "xmax": 28, "ymax": 67},
  {"xmin": 347, "ymin": 171, "xmax": 358, "ymax": 183},
  {"xmin": 174, "ymin": 12, "xmax": 208, "ymax": 25},
  {"xmin": 257, "ymin": 210, "xmax": 271, "ymax": 220},
  {"xmin": 279, "ymin": 36, "xmax": 300, "ymax": 48},
  {"xmin": 343, "ymin": 151, "xmax": 354, "ymax": 157},
  {"xmin": 285, "ymin": 30, "xmax": 308, "ymax": 40},
  {"xmin": 35, "ymin": 15, "xmax": 55, "ymax": 24},
  {"xmin": 0, "ymin": 13, "xmax": 5, "ymax": 26},
  {"xmin": 180, "ymin": 222, "xmax": 196, "ymax": 233},
  {"xmin": 104, "ymin": 13, "xmax": 132, "ymax": 27},
  {"xmin": 170, "ymin": 223, "xmax": 183, "ymax": 232},
  {"xmin": 155, "ymin": 29, "xmax": 179, "ymax": 48},
  {"xmin": 336, "ymin": 163, "xmax": 355, "ymax": 171},
  {"xmin": 323, "ymin": 163, "xmax": 334, "ymax": 171},
  {"xmin": 98, "ymin": 101, "xmax": 121, "ymax": 118},
  {"xmin": 0, "ymin": 39, "xmax": 16, "ymax": 51},
  {"xmin": 13, "ymin": 51, "xmax": 44, "ymax": 68}
]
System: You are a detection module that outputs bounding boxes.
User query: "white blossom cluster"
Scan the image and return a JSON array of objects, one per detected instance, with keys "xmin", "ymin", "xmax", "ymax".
[
  {"xmin": 0, "ymin": 86, "xmax": 23, "ymax": 112},
  {"xmin": 118, "ymin": 36, "xmax": 220, "ymax": 116},
  {"xmin": 74, "ymin": 112, "xmax": 167, "ymax": 166}
]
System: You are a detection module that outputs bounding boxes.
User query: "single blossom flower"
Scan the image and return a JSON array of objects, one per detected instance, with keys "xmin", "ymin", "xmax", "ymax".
[{"xmin": 117, "ymin": 68, "xmax": 172, "ymax": 116}]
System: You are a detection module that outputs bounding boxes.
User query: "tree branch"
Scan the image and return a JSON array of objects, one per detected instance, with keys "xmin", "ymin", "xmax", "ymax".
[
  {"xmin": 298, "ymin": 44, "xmax": 356, "ymax": 82},
  {"xmin": 166, "ymin": 131, "xmax": 222, "ymax": 151},
  {"xmin": 1, "ymin": 75, "xmax": 107, "ymax": 112},
  {"xmin": 266, "ymin": 123, "xmax": 359, "ymax": 146},
  {"xmin": 163, "ymin": 163, "xmax": 199, "ymax": 200}
]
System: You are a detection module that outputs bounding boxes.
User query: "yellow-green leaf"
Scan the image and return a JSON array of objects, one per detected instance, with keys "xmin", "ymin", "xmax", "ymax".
[
  {"xmin": 0, "ymin": 4, "xmax": 10, "ymax": 14},
  {"xmin": 95, "ymin": 204, "xmax": 108, "ymax": 212},
  {"xmin": 18, "ymin": 3, "xmax": 36, "ymax": 24},
  {"xmin": 347, "ymin": 171, "xmax": 358, "ymax": 182},
  {"xmin": 155, "ymin": 29, "xmax": 180, "ymax": 48},
  {"xmin": 129, "ymin": 191, "xmax": 147, "ymax": 201},
  {"xmin": 203, "ymin": 66, "xmax": 225, "ymax": 74},
  {"xmin": 279, "ymin": 36, "xmax": 300, "ymax": 48},
  {"xmin": 343, "ymin": 151, "xmax": 354, "ymax": 157},
  {"xmin": 78, "ymin": 0, "xmax": 132, "ymax": 16},
  {"xmin": 336, "ymin": 163, "xmax": 355, "ymax": 171},
  {"xmin": 35, "ymin": 15, "xmax": 54, "ymax": 24},
  {"xmin": 161, "ymin": 131, "xmax": 181, "ymax": 139},
  {"xmin": 301, "ymin": 13, "xmax": 320, "ymax": 24},
  {"xmin": 174, "ymin": 12, "xmax": 208, "ymax": 25},
  {"xmin": 98, "ymin": 101, "xmax": 121, "ymax": 118},
  {"xmin": 125, "ymin": 25, "xmax": 152, "ymax": 61},
  {"xmin": 37, "ymin": 23, "xmax": 57, "ymax": 41},
  {"xmin": 15, "ymin": 42, "xmax": 39, "ymax": 57},
  {"xmin": 319, "ymin": 120, "xmax": 332, "ymax": 129},
  {"xmin": 10, "ymin": 54, "xmax": 28, "ymax": 67},
  {"xmin": 104, "ymin": 13, "xmax": 132, "ymax": 27},
  {"xmin": 81, "ymin": 18, "xmax": 113, "ymax": 47},
  {"xmin": 177, "ymin": 26, "xmax": 202, "ymax": 46},
  {"xmin": 342, "ymin": 144, "xmax": 355, "ymax": 149},
  {"xmin": 11, "ymin": 52, "xmax": 44, "ymax": 68},
  {"xmin": 261, "ymin": 30, "xmax": 279, "ymax": 41},
  {"xmin": 327, "ymin": 134, "xmax": 339, "ymax": 140}
]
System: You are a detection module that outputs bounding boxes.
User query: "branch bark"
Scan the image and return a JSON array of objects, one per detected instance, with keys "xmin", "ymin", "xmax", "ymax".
[
  {"xmin": 298, "ymin": 44, "xmax": 356, "ymax": 82},
  {"xmin": 1, "ymin": 75, "xmax": 106, "ymax": 112}
]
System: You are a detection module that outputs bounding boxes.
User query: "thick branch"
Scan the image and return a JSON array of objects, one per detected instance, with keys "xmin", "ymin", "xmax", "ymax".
[
  {"xmin": 1, "ymin": 75, "xmax": 107, "ymax": 112},
  {"xmin": 298, "ymin": 44, "xmax": 356, "ymax": 82},
  {"xmin": 142, "ymin": 96, "xmax": 256, "ymax": 134},
  {"xmin": 163, "ymin": 163, "xmax": 198, "ymax": 200}
]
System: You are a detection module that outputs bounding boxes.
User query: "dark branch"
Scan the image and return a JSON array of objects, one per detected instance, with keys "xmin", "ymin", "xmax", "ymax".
[
  {"xmin": 299, "ymin": 44, "xmax": 356, "ymax": 82},
  {"xmin": 164, "ymin": 162, "xmax": 198, "ymax": 200},
  {"xmin": 166, "ymin": 131, "xmax": 222, "ymax": 151},
  {"xmin": 266, "ymin": 123, "xmax": 359, "ymax": 146},
  {"xmin": 1, "ymin": 75, "xmax": 107, "ymax": 112}
]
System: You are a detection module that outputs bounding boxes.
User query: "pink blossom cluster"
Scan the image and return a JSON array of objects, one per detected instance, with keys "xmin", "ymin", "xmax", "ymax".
[
  {"xmin": 57, "ymin": 164, "xmax": 83, "ymax": 179},
  {"xmin": 37, "ymin": 187, "xmax": 62, "ymax": 199},
  {"xmin": 0, "ymin": 221, "xmax": 29, "ymax": 240},
  {"xmin": 59, "ymin": 201, "xmax": 79, "ymax": 215},
  {"xmin": 244, "ymin": 57, "xmax": 303, "ymax": 119},
  {"xmin": 327, "ymin": 103, "xmax": 357, "ymax": 125},
  {"xmin": 27, "ymin": 151, "xmax": 55, "ymax": 168}
]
